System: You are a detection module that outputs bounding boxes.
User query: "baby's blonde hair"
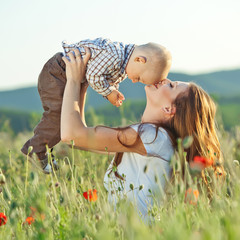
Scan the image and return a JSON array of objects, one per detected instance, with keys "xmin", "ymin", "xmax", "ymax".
[{"xmin": 138, "ymin": 42, "xmax": 172, "ymax": 74}]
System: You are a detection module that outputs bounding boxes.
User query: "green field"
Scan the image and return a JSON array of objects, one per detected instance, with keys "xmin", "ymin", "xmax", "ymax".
[
  {"xmin": 0, "ymin": 122, "xmax": 240, "ymax": 239},
  {"xmin": 0, "ymin": 96, "xmax": 240, "ymax": 239},
  {"xmin": 218, "ymin": 104, "xmax": 240, "ymax": 130},
  {"xmin": 1, "ymin": 95, "xmax": 240, "ymax": 134}
]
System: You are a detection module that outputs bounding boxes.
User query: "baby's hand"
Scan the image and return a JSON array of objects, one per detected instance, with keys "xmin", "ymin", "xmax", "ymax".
[{"xmin": 106, "ymin": 90, "xmax": 125, "ymax": 107}]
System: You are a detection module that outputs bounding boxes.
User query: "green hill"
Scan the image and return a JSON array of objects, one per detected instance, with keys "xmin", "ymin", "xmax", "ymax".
[
  {"xmin": 0, "ymin": 69, "xmax": 240, "ymax": 112},
  {"xmin": 169, "ymin": 69, "xmax": 240, "ymax": 95}
]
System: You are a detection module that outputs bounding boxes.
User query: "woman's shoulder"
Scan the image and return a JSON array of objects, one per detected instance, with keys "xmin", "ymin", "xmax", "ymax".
[
  {"xmin": 130, "ymin": 123, "xmax": 173, "ymax": 158},
  {"xmin": 130, "ymin": 123, "xmax": 172, "ymax": 143}
]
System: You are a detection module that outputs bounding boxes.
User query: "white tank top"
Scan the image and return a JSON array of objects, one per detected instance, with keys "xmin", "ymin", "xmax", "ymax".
[{"xmin": 103, "ymin": 124, "xmax": 174, "ymax": 219}]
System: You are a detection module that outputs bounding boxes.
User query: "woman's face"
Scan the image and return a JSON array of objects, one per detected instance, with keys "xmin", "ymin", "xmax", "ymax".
[{"xmin": 145, "ymin": 79, "xmax": 189, "ymax": 108}]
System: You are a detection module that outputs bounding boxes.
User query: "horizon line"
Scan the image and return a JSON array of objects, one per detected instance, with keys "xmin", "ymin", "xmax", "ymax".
[{"xmin": 1, "ymin": 66, "xmax": 240, "ymax": 92}]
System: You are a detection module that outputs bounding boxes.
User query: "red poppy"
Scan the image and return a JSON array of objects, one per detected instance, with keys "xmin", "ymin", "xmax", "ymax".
[
  {"xmin": 83, "ymin": 189, "xmax": 98, "ymax": 202},
  {"xmin": 0, "ymin": 212, "xmax": 7, "ymax": 226},
  {"xmin": 29, "ymin": 206, "xmax": 45, "ymax": 221},
  {"xmin": 25, "ymin": 216, "xmax": 35, "ymax": 225},
  {"xmin": 194, "ymin": 156, "xmax": 213, "ymax": 167},
  {"xmin": 190, "ymin": 156, "xmax": 213, "ymax": 171},
  {"xmin": 184, "ymin": 188, "xmax": 199, "ymax": 205}
]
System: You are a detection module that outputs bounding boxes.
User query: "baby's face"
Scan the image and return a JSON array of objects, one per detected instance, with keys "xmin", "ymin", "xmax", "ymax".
[{"xmin": 127, "ymin": 63, "xmax": 170, "ymax": 85}]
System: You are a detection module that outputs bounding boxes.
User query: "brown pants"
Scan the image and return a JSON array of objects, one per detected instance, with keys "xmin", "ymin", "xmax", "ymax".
[{"xmin": 21, "ymin": 53, "xmax": 66, "ymax": 160}]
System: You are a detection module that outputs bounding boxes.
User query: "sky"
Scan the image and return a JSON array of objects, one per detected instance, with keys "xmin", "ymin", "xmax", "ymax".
[{"xmin": 0, "ymin": 0, "xmax": 240, "ymax": 90}]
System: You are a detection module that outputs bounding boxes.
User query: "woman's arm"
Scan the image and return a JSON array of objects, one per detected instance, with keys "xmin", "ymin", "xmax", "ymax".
[
  {"xmin": 72, "ymin": 145, "xmax": 115, "ymax": 155},
  {"xmin": 61, "ymin": 49, "xmax": 146, "ymax": 155},
  {"xmin": 79, "ymin": 81, "xmax": 88, "ymax": 126}
]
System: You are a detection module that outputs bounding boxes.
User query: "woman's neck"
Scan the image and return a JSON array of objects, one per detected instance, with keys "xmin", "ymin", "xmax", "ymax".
[{"xmin": 141, "ymin": 106, "xmax": 163, "ymax": 123}]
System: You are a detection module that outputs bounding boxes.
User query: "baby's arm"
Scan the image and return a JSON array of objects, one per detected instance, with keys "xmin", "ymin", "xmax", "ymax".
[
  {"xmin": 106, "ymin": 90, "xmax": 125, "ymax": 107},
  {"xmin": 87, "ymin": 74, "xmax": 125, "ymax": 107}
]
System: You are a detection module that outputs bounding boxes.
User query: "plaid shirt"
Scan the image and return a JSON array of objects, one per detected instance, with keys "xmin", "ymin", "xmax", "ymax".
[{"xmin": 62, "ymin": 38, "xmax": 135, "ymax": 97}]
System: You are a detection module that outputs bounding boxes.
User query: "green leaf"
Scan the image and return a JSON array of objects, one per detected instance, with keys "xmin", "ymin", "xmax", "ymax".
[
  {"xmin": 182, "ymin": 136, "xmax": 194, "ymax": 149},
  {"xmin": 143, "ymin": 165, "xmax": 148, "ymax": 173}
]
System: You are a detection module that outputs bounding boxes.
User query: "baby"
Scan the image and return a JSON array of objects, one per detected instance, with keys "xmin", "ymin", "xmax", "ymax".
[
  {"xmin": 21, "ymin": 37, "xmax": 172, "ymax": 174},
  {"xmin": 62, "ymin": 38, "xmax": 172, "ymax": 107}
]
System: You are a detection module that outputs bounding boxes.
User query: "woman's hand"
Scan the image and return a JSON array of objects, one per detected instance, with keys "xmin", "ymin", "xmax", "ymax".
[{"xmin": 62, "ymin": 48, "xmax": 91, "ymax": 83}]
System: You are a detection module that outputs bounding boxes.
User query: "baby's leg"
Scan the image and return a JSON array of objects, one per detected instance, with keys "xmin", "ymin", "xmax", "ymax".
[{"xmin": 21, "ymin": 52, "xmax": 66, "ymax": 160}]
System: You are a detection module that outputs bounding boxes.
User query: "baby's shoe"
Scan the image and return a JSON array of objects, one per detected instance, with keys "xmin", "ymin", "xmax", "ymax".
[
  {"xmin": 39, "ymin": 149, "xmax": 59, "ymax": 174},
  {"xmin": 42, "ymin": 162, "xmax": 52, "ymax": 174},
  {"xmin": 49, "ymin": 148, "xmax": 59, "ymax": 171},
  {"xmin": 39, "ymin": 157, "xmax": 52, "ymax": 174}
]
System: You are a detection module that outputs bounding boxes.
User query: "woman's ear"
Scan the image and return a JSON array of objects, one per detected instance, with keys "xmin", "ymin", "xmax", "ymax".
[
  {"xmin": 162, "ymin": 105, "xmax": 176, "ymax": 118},
  {"xmin": 134, "ymin": 56, "xmax": 147, "ymax": 63}
]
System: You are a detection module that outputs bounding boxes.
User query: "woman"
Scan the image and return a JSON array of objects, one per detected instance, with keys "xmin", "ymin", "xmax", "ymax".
[{"xmin": 61, "ymin": 49, "xmax": 222, "ymax": 218}]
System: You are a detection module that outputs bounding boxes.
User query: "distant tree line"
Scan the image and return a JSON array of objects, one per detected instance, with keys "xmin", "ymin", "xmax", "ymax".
[
  {"xmin": 0, "ymin": 100, "xmax": 145, "ymax": 135},
  {"xmin": 0, "ymin": 97, "xmax": 239, "ymax": 135}
]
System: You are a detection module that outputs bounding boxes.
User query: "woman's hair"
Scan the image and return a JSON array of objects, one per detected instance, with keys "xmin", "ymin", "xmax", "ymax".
[
  {"xmin": 168, "ymin": 82, "xmax": 221, "ymax": 163},
  {"xmin": 112, "ymin": 82, "xmax": 223, "ymax": 178}
]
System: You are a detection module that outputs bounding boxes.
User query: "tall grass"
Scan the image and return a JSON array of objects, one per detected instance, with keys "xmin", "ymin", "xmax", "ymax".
[{"xmin": 0, "ymin": 127, "xmax": 240, "ymax": 240}]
